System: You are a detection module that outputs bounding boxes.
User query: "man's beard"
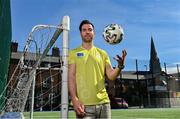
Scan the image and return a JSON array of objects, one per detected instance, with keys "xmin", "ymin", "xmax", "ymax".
[{"xmin": 82, "ymin": 35, "xmax": 93, "ymax": 43}]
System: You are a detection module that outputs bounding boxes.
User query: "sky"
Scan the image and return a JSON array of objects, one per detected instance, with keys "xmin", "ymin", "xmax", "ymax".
[{"xmin": 11, "ymin": 0, "xmax": 180, "ymax": 72}]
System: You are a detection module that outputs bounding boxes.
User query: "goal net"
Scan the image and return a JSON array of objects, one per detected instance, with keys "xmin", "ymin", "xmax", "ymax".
[{"xmin": 0, "ymin": 16, "xmax": 70, "ymax": 119}]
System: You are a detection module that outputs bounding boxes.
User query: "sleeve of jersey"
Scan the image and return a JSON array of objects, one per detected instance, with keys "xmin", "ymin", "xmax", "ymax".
[
  {"xmin": 104, "ymin": 51, "xmax": 111, "ymax": 66},
  {"xmin": 68, "ymin": 50, "xmax": 75, "ymax": 64}
]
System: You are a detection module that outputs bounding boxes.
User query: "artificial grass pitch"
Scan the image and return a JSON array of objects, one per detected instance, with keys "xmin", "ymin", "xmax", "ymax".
[{"xmin": 23, "ymin": 108, "xmax": 180, "ymax": 119}]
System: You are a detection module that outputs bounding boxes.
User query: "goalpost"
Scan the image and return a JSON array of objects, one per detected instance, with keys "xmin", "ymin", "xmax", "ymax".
[
  {"xmin": 60, "ymin": 15, "xmax": 69, "ymax": 119},
  {"xmin": 30, "ymin": 16, "xmax": 70, "ymax": 118},
  {"xmin": 0, "ymin": 16, "xmax": 70, "ymax": 119}
]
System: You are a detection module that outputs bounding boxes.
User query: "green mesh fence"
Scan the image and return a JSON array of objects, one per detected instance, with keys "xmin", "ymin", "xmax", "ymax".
[{"xmin": 0, "ymin": 0, "xmax": 11, "ymax": 110}]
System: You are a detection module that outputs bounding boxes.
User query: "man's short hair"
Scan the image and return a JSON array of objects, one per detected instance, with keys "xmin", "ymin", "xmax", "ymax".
[{"xmin": 79, "ymin": 20, "xmax": 94, "ymax": 31}]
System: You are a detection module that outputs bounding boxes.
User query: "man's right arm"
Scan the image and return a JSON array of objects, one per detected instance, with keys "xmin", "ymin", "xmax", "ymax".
[
  {"xmin": 68, "ymin": 64, "xmax": 77, "ymax": 102},
  {"xmin": 68, "ymin": 64, "xmax": 85, "ymax": 116}
]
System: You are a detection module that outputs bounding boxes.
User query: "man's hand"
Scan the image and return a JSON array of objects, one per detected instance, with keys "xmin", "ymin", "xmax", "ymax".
[
  {"xmin": 113, "ymin": 49, "xmax": 127, "ymax": 69},
  {"xmin": 72, "ymin": 99, "xmax": 86, "ymax": 117}
]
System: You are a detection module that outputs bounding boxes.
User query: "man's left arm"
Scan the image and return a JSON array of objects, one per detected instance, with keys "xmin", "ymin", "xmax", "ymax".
[{"xmin": 105, "ymin": 50, "xmax": 127, "ymax": 80}]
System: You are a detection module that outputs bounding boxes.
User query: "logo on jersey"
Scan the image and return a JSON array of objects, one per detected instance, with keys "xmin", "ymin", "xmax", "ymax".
[{"xmin": 77, "ymin": 52, "xmax": 84, "ymax": 57}]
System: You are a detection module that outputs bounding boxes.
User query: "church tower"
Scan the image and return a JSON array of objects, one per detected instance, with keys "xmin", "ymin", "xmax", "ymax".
[{"xmin": 149, "ymin": 37, "xmax": 161, "ymax": 74}]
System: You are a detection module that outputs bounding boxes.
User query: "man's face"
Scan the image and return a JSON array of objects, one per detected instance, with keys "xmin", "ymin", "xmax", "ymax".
[{"xmin": 80, "ymin": 24, "xmax": 95, "ymax": 43}]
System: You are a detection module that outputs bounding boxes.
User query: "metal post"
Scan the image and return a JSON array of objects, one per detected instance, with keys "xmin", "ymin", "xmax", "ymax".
[
  {"xmin": 164, "ymin": 62, "xmax": 171, "ymax": 107},
  {"xmin": 135, "ymin": 59, "xmax": 141, "ymax": 108},
  {"xmin": 40, "ymin": 69, "xmax": 43, "ymax": 112},
  {"xmin": 144, "ymin": 65, "xmax": 147, "ymax": 72},
  {"xmin": 164, "ymin": 63, "xmax": 167, "ymax": 74},
  {"xmin": 30, "ymin": 40, "xmax": 38, "ymax": 119},
  {"xmin": 30, "ymin": 70, "xmax": 36, "ymax": 119},
  {"xmin": 61, "ymin": 16, "xmax": 70, "ymax": 119},
  {"xmin": 51, "ymin": 77, "xmax": 54, "ymax": 111},
  {"xmin": 177, "ymin": 64, "xmax": 180, "ymax": 77},
  {"xmin": 177, "ymin": 64, "xmax": 180, "ymax": 91},
  {"xmin": 144, "ymin": 65, "xmax": 151, "ymax": 107}
]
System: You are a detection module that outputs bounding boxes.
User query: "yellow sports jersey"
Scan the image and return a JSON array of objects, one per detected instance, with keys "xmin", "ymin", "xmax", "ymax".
[{"xmin": 68, "ymin": 46, "xmax": 111, "ymax": 105}]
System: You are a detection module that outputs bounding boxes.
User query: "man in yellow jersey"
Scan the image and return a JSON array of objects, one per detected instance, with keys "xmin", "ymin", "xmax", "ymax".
[{"xmin": 68, "ymin": 20, "xmax": 127, "ymax": 118}]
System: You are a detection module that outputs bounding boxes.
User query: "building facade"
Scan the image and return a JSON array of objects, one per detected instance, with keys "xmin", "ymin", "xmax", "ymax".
[{"xmin": 7, "ymin": 39, "xmax": 180, "ymax": 111}]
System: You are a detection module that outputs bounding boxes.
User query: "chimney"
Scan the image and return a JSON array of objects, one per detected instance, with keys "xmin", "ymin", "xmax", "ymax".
[
  {"xmin": 52, "ymin": 47, "xmax": 60, "ymax": 57},
  {"xmin": 11, "ymin": 42, "xmax": 18, "ymax": 52}
]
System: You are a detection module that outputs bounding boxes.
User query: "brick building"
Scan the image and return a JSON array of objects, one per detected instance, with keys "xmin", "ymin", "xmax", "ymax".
[
  {"xmin": 8, "ymin": 42, "xmax": 62, "ymax": 111},
  {"xmin": 8, "ymin": 39, "xmax": 180, "ymax": 110}
]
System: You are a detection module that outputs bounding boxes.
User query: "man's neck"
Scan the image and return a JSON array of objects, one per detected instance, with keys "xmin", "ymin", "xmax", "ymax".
[{"xmin": 82, "ymin": 42, "xmax": 93, "ymax": 50}]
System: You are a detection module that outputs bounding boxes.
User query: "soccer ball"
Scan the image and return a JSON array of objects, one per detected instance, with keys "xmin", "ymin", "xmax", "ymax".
[{"xmin": 102, "ymin": 24, "xmax": 124, "ymax": 45}]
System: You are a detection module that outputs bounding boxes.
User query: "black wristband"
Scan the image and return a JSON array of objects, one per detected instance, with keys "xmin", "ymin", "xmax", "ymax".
[{"xmin": 117, "ymin": 65, "xmax": 124, "ymax": 69}]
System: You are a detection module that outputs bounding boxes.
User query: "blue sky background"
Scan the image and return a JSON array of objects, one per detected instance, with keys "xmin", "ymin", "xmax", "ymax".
[{"xmin": 11, "ymin": 0, "xmax": 180, "ymax": 71}]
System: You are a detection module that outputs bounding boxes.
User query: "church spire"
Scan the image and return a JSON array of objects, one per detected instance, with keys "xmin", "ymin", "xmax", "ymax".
[{"xmin": 149, "ymin": 36, "xmax": 161, "ymax": 74}]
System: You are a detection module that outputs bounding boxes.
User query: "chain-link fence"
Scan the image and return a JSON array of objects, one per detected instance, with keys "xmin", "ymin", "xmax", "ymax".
[{"xmin": 108, "ymin": 58, "xmax": 180, "ymax": 108}]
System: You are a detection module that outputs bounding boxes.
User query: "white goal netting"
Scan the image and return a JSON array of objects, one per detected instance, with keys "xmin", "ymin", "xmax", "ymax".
[{"xmin": 0, "ymin": 16, "xmax": 69, "ymax": 119}]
